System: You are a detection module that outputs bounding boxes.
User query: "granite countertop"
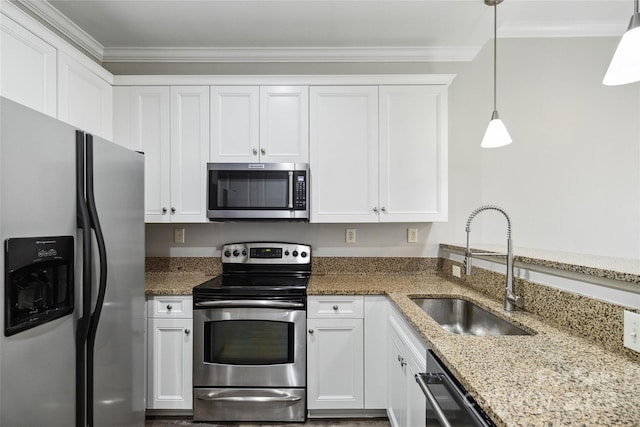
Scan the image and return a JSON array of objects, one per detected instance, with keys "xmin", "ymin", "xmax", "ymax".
[
  {"xmin": 145, "ymin": 272, "xmax": 213, "ymax": 296},
  {"xmin": 310, "ymin": 273, "xmax": 640, "ymax": 427}
]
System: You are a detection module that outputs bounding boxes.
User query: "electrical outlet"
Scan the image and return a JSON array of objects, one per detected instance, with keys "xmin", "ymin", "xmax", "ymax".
[
  {"xmin": 624, "ymin": 310, "xmax": 640, "ymax": 353},
  {"xmin": 345, "ymin": 228, "xmax": 356, "ymax": 244},
  {"xmin": 452, "ymin": 265, "xmax": 461, "ymax": 278},
  {"xmin": 174, "ymin": 228, "xmax": 185, "ymax": 244},
  {"xmin": 407, "ymin": 228, "xmax": 418, "ymax": 243}
]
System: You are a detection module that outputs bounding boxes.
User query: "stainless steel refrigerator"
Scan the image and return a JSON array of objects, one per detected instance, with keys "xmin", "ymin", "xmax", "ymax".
[{"xmin": 0, "ymin": 97, "xmax": 145, "ymax": 426}]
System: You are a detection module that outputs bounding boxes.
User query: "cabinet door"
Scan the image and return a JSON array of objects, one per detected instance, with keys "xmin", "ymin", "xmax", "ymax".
[
  {"xmin": 307, "ymin": 318, "xmax": 364, "ymax": 410},
  {"xmin": 379, "ymin": 85, "xmax": 447, "ymax": 222},
  {"xmin": 130, "ymin": 87, "xmax": 171, "ymax": 222},
  {"xmin": 58, "ymin": 51, "xmax": 113, "ymax": 139},
  {"xmin": 260, "ymin": 86, "xmax": 309, "ymax": 163},
  {"xmin": 310, "ymin": 86, "xmax": 379, "ymax": 223},
  {"xmin": 0, "ymin": 15, "xmax": 56, "ymax": 116},
  {"xmin": 170, "ymin": 86, "xmax": 209, "ymax": 222},
  {"xmin": 147, "ymin": 318, "xmax": 193, "ymax": 410},
  {"xmin": 387, "ymin": 332, "xmax": 408, "ymax": 427},
  {"xmin": 210, "ymin": 86, "xmax": 259, "ymax": 162}
]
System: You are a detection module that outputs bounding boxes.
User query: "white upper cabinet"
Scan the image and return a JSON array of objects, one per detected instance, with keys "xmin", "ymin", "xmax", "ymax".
[
  {"xmin": 310, "ymin": 86, "xmax": 379, "ymax": 223},
  {"xmin": 310, "ymin": 84, "xmax": 448, "ymax": 223},
  {"xmin": 169, "ymin": 86, "xmax": 210, "ymax": 222},
  {"xmin": 210, "ymin": 85, "xmax": 309, "ymax": 163},
  {"xmin": 379, "ymin": 85, "xmax": 447, "ymax": 222},
  {"xmin": 0, "ymin": 14, "xmax": 56, "ymax": 116},
  {"xmin": 259, "ymin": 86, "xmax": 309, "ymax": 163},
  {"xmin": 210, "ymin": 86, "xmax": 259, "ymax": 162},
  {"xmin": 57, "ymin": 51, "xmax": 113, "ymax": 139}
]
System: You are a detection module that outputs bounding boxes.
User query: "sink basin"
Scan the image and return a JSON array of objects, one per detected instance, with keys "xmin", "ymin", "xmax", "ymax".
[{"xmin": 411, "ymin": 298, "xmax": 531, "ymax": 336}]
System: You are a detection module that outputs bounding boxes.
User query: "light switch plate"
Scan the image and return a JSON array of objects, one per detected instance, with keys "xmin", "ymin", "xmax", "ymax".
[{"xmin": 623, "ymin": 310, "xmax": 640, "ymax": 353}]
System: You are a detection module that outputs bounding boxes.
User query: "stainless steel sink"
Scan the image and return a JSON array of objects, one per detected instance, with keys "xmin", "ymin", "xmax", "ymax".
[{"xmin": 411, "ymin": 298, "xmax": 531, "ymax": 336}]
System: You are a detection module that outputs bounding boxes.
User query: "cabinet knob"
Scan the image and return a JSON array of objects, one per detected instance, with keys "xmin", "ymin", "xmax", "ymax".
[
  {"xmin": 381, "ymin": 206, "xmax": 386, "ymax": 213},
  {"xmin": 166, "ymin": 304, "xmax": 172, "ymax": 310},
  {"xmin": 373, "ymin": 207, "xmax": 379, "ymax": 213},
  {"xmin": 185, "ymin": 329, "xmax": 191, "ymax": 335},
  {"xmin": 308, "ymin": 329, "xmax": 314, "ymax": 335},
  {"xmin": 162, "ymin": 207, "xmax": 167, "ymax": 214},
  {"xmin": 252, "ymin": 148, "xmax": 258, "ymax": 155},
  {"xmin": 333, "ymin": 305, "xmax": 339, "ymax": 311},
  {"xmin": 170, "ymin": 207, "xmax": 176, "ymax": 214},
  {"xmin": 261, "ymin": 148, "xmax": 266, "ymax": 155},
  {"xmin": 398, "ymin": 355, "xmax": 406, "ymax": 367}
]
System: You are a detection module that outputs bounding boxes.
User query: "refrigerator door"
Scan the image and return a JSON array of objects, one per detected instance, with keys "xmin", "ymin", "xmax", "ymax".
[
  {"xmin": 90, "ymin": 135, "xmax": 145, "ymax": 426},
  {"xmin": 1, "ymin": 97, "xmax": 78, "ymax": 426}
]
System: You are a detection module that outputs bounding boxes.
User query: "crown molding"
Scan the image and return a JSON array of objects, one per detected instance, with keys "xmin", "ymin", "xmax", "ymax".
[
  {"xmin": 15, "ymin": 0, "xmax": 104, "ymax": 61},
  {"xmin": 103, "ymin": 46, "xmax": 481, "ymax": 63},
  {"xmin": 500, "ymin": 21, "xmax": 626, "ymax": 38}
]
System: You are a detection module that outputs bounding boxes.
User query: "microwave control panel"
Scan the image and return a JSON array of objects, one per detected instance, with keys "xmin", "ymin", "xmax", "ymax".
[{"xmin": 294, "ymin": 172, "xmax": 307, "ymax": 210}]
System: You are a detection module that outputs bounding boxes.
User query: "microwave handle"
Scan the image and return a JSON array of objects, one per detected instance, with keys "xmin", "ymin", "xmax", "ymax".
[{"xmin": 288, "ymin": 171, "xmax": 294, "ymax": 209}]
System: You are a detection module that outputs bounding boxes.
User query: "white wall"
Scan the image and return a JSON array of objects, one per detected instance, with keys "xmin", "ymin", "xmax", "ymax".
[{"xmin": 145, "ymin": 37, "xmax": 640, "ymax": 262}]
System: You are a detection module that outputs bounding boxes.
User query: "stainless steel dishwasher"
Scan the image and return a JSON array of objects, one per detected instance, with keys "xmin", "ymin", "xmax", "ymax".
[{"xmin": 415, "ymin": 350, "xmax": 496, "ymax": 427}]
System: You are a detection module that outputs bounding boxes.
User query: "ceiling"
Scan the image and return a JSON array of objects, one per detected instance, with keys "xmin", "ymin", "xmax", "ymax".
[{"xmin": 16, "ymin": 0, "xmax": 634, "ymax": 63}]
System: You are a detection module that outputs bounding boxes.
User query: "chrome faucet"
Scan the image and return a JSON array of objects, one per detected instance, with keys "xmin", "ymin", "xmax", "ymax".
[{"xmin": 463, "ymin": 205, "xmax": 524, "ymax": 312}]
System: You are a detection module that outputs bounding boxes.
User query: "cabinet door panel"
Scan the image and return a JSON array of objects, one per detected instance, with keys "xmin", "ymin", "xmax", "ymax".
[
  {"xmin": 131, "ymin": 87, "xmax": 171, "ymax": 222},
  {"xmin": 307, "ymin": 318, "xmax": 364, "ymax": 409},
  {"xmin": 210, "ymin": 86, "xmax": 259, "ymax": 162},
  {"xmin": 310, "ymin": 86, "xmax": 378, "ymax": 222},
  {"xmin": 170, "ymin": 86, "xmax": 209, "ymax": 222},
  {"xmin": 0, "ymin": 15, "xmax": 56, "ymax": 116},
  {"xmin": 147, "ymin": 318, "xmax": 193, "ymax": 410},
  {"xmin": 260, "ymin": 86, "xmax": 309, "ymax": 162},
  {"xmin": 379, "ymin": 85, "xmax": 447, "ymax": 222}
]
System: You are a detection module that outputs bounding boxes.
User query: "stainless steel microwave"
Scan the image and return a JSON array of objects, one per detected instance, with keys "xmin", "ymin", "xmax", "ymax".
[{"xmin": 207, "ymin": 163, "xmax": 309, "ymax": 221}]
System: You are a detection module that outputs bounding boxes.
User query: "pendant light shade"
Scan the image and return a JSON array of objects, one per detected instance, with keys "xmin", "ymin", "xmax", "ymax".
[
  {"xmin": 482, "ymin": 0, "xmax": 512, "ymax": 148},
  {"xmin": 603, "ymin": 1, "xmax": 640, "ymax": 86},
  {"xmin": 481, "ymin": 111, "xmax": 512, "ymax": 148}
]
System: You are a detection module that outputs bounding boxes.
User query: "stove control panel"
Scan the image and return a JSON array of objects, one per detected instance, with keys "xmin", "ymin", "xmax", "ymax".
[{"xmin": 221, "ymin": 242, "xmax": 311, "ymax": 265}]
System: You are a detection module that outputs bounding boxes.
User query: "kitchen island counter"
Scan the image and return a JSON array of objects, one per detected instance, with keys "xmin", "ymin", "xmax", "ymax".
[{"xmin": 309, "ymin": 273, "xmax": 640, "ymax": 427}]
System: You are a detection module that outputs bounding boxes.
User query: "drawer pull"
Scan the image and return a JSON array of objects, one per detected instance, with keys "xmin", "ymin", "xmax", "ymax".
[{"xmin": 166, "ymin": 304, "xmax": 172, "ymax": 311}]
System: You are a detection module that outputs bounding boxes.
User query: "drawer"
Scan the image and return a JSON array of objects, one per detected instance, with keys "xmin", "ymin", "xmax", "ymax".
[
  {"xmin": 148, "ymin": 296, "xmax": 193, "ymax": 318},
  {"xmin": 307, "ymin": 295, "xmax": 364, "ymax": 318}
]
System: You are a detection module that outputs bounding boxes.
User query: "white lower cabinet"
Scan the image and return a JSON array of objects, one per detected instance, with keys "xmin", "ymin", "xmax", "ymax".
[
  {"xmin": 307, "ymin": 295, "xmax": 388, "ymax": 413},
  {"xmin": 147, "ymin": 296, "xmax": 193, "ymax": 410},
  {"xmin": 387, "ymin": 305, "xmax": 427, "ymax": 427}
]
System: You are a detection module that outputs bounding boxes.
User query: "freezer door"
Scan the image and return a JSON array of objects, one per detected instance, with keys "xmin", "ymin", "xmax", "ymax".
[
  {"xmin": 1, "ymin": 97, "xmax": 78, "ymax": 426},
  {"xmin": 88, "ymin": 134, "xmax": 145, "ymax": 426}
]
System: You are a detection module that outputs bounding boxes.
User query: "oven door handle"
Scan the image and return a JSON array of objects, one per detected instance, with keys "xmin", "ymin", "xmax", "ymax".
[
  {"xmin": 195, "ymin": 300, "xmax": 304, "ymax": 309},
  {"xmin": 415, "ymin": 373, "xmax": 453, "ymax": 427},
  {"xmin": 197, "ymin": 392, "xmax": 302, "ymax": 403}
]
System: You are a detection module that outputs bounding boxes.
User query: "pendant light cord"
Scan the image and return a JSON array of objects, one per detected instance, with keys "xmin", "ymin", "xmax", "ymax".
[{"xmin": 493, "ymin": 2, "xmax": 497, "ymax": 113}]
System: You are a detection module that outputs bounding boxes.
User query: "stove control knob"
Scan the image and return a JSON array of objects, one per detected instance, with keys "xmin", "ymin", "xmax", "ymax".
[
  {"xmin": 301, "ymin": 251, "xmax": 307, "ymax": 258},
  {"xmin": 233, "ymin": 250, "xmax": 240, "ymax": 257},
  {"xmin": 224, "ymin": 250, "xmax": 231, "ymax": 257},
  {"xmin": 292, "ymin": 250, "xmax": 299, "ymax": 257},
  {"xmin": 284, "ymin": 250, "xmax": 290, "ymax": 256},
  {"xmin": 242, "ymin": 250, "xmax": 247, "ymax": 256}
]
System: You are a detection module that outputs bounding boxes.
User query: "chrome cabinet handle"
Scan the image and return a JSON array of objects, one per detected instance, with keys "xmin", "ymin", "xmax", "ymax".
[
  {"xmin": 332, "ymin": 305, "xmax": 339, "ymax": 310},
  {"xmin": 162, "ymin": 207, "xmax": 167, "ymax": 214},
  {"xmin": 261, "ymin": 148, "xmax": 266, "ymax": 155},
  {"xmin": 170, "ymin": 207, "xmax": 176, "ymax": 214},
  {"xmin": 185, "ymin": 329, "xmax": 190, "ymax": 335},
  {"xmin": 381, "ymin": 206, "xmax": 386, "ymax": 212},
  {"xmin": 252, "ymin": 148, "xmax": 258, "ymax": 155},
  {"xmin": 166, "ymin": 304, "xmax": 172, "ymax": 310},
  {"xmin": 397, "ymin": 355, "xmax": 406, "ymax": 367},
  {"xmin": 308, "ymin": 329, "xmax": 314, "ymax": 334},
  {"xmin": 373, "ymin": 207, "xmax": 379, "ymax": 213}
]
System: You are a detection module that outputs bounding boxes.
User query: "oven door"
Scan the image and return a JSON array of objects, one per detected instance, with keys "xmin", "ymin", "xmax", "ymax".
[{"xmin": 193, "ymin": 302, "xmax": 306, "ymax": 388}]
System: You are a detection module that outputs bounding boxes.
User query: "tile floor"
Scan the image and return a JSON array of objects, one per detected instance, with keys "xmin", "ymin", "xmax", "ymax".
[{"xmin": 144, "ymin": 417, "xmax": 391, "ymax": 427}]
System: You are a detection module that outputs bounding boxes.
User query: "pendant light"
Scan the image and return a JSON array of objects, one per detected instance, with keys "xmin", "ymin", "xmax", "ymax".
[
  {"xmin": 481, "ymin": 0, "xmax": 512, "ymax": 148},
  {"xmin": 603, "ymin": 0, "xmax": 640, "ymax": 86}
]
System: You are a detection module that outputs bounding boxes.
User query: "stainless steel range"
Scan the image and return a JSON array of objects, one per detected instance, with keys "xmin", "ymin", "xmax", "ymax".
[{"xmin": 192, "ymin": 242, "xmax": 311, "ymax": 423}]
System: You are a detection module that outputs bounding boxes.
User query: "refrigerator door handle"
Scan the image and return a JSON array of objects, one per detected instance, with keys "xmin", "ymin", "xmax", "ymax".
[
  {"xmin": 75, "ymin": 130, "xmax": 92, "ymax": 427},
  {"xmin": 84, "ymin": 133, "xmax": 108, "ymax": 427}
]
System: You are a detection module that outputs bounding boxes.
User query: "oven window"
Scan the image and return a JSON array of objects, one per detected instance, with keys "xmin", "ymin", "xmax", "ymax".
[
  {"xmin": 209, "ymin": 171, "xmax": 290, "ymax": 210},
  {"xmin": 204, "ymin": 320, "xmax": 294, "ymax": 365}
]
